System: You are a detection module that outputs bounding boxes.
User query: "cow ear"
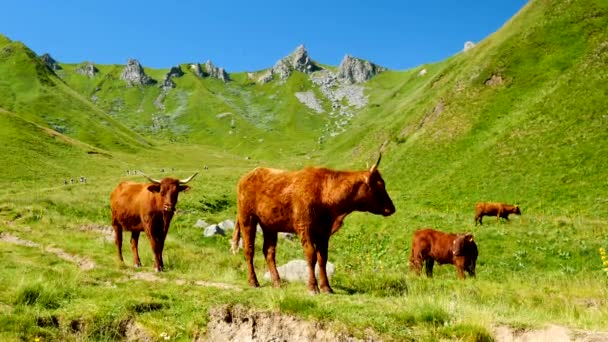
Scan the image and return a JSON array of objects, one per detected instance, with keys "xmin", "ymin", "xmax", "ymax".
[
  {"xmin": 179, "ymin": 185, "xmax": 191, "ymax": 192},
  {"xmin": 465, "ymin": 233, "xmax": 474, "ymax": 242},
  {"xmin": 147, "ymin": 184, "xmax": 161, "ymax": 193}
]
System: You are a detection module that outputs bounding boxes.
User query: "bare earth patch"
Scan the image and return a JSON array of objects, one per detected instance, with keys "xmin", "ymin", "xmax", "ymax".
[
  {"xmin": 203, "ymin": 305, "xmax": 372, "ymax": 342},
  {"xmin": 0, "ymin": 231, "xmax": 95, "ymax": 270},
  {"xmin": 494, "ymin": 324, "xmax": 608, "ymax": 342}
]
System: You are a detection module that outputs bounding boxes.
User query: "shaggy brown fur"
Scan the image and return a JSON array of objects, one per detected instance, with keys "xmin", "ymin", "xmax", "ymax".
[
  {"xmin": 475, "ymin": 202, "xmax": 521, "ymax": 225},
  {"xmin": 409, "ymin": 228, "xmax": 478, "ymax": 279},
  {"xmin": 232, "ymin": 156, "xmax": 395, "ymax": 294},
  {"xmin": 110, "ymin": 173, "xmax": 196, "ymax": 272}
]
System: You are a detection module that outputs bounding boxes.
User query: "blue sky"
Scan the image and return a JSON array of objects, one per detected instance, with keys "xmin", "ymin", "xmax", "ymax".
[{"xmin": 0, "ymin": 0, "xmax": 528, "ymax": 72}]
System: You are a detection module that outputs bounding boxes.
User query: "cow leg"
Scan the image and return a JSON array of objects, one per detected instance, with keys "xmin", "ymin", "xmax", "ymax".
[
  {"xmin": 144, "ymin": 228, "xmax": 164, "ymax": 272},
  {"xmin": 262, "ymin": 230, "xmax": 280, "ymax": 287},
  {"xmin": 112, "ymin": 220, "xmax": 124, "ymax": 263},
  {"xmin": 302, "ymin": 235, "xmax": 319, "ymax": 294},
  {"xmin": 455, "ymin": 258, "xmax": 466, "ymax": 279},
  {"xmin": 424, "ymin": 258, "xmax": 434, "ymax": 277},
  {"xmin": 130, "ymin": 231, "xmax": 142, "ymax": 267},
  {"xmin": 315, "ymin": 235, "xmax": 333, "ymax": 294},
  {"xmin": 241, "ymin": 217, "xmax": 260, "ymax": 287}
]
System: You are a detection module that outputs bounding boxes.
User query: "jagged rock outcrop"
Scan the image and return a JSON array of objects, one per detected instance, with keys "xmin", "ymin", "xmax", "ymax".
[
  {"xmin": 159, "ymin": 65, "xmax": 184, "ymax": 89},
  {"xmin": 190, "ymin": 63, "xmax": 204, "ymax": 78},
  {"xmin": 120, "ymin": 59, "xmax": 156, "ymax": 86},
  {"xmin": 204, "ymin": 60, "xmax": 229, "ymax": 82},
  {"xmin": 463, "ymin": 41, "xmax": 476, "ymax": 52},
  {"xmin": 337, "ymin": 55, "xmax": 385, "ymax": 84},
  {"xmin": 260, "ymin": 45, "xmax": 320, "ymax": 83},
  {"xmin": 75, "ymin": 62, "xmax": 98, "ymax": 78},
  {"xmin": 40, "ymin": 53, "xmax": 61, "ymax": 71}
]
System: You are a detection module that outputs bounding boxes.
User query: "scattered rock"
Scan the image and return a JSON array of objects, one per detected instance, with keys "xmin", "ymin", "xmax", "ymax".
[
  {"xmin": 337, "ymin": 55, "xmax": 385, "ymax": 84},
  {"xmin": 205, "ymin": 305, "xmax": 368, "ymax": 342},
  {"xmin": 40, "ymin": 53, "xmax": 61, "ymax": 71},
  {"xmin": 75, "ymin": 62, "xmax": 98, "ymax": 78},
  {"xmin": 218, "ymin": 219, "xmax": 235, "ymax": 231},
  {"xmin": 194, "ymin": 219, "xmax": 209, "ymax": 228},
  {"xmin": 257, "ymin": 70, "xmax": 274, "ymax": 84},
  {"xmin": 263, "ymin": 259, "xmax": 335, "ymax": 283},
  {"xmin": 485, "ymin": 74, "xmax": 504, "ymax": 87},
  {"xmin": 204, "ymin": 224, "xmax": 225, "ymax": 237},
  {"xmin": 463, "ymin": 41, "xmax": 476, "ymax": 52},
  {"xmin": 418, "ymin": 68, "xmax": 427, "ymax": 76},
  {"xmin": 120, "ymin": 59, "xmax": 156, "ymax": 86},
  {"xmin": 295, "ymin": 91, "xmax": 324, "ymax": 113},
  {"xmin": 159, "ymin": 65, "xmax": 184, "ymax": 90},
  {"xmin": 279, "ymin": 232, "xmax": 297, "ymax": 240}
]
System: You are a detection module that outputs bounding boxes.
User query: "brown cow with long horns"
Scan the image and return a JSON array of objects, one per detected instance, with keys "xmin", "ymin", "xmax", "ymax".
[
  {"xmin": 110, "ymin": 172, "xmax": 197, "ymax": 272},
  {"xmin": 232, "ymin": 154, "xmax": 395, "ymax": 294}
]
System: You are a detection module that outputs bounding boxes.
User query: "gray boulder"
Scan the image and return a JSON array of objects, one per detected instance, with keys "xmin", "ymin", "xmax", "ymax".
[
  {"xmin": 218, "ymin": 219, "xmax": 235, "ymax": 231},
  {"xmin": 263, "ymin": 259, "xmax": 335, "ymax": 282},
  {"xmin": 194, "ymin": 219, "xmax": 209, "ymax": 228},
  {"xmin": 75, "ymin": 62, "xmax": 98, "ymax": 78},
  {"xmin": 337, "ymin": 55, "xmax": 385, "ymax": 84},
  {"xmin": 204, "ymin": 224, "xmax": 225, "ymax": 237},
  {"xmin": 463, "ymin": 41, "xmax": 476, "ymax": 52},
  {"xmin": 40, "ymin": 53, "xmax": 61, "ymax": 71},
  {"xmin": 120, "ymin": 59, "xmax": 156, "ymax": 86}
]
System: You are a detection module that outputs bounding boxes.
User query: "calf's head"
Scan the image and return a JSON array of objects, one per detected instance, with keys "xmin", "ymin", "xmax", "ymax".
[
  {"xmin": 357, "ymin": 153, "xmax": 396, "ymax": 217},
  {"xmin": 142, "ymin": 172, "xmax": 198, "ymax": 212}
]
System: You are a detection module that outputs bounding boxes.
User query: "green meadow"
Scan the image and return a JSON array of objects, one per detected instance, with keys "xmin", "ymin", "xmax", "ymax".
[{"xmin": 1, "ymin": 0, "xmax": 607, "ymax": 340}]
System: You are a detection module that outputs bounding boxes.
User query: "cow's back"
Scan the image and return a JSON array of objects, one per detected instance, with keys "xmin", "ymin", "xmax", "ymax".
[
  {"xmin": 476, "ymin": 202, "xmax": 500, "ymax": 216},
  {"xmin": 111, "ymin": 182, "xmax": 150, "ymax": 224},
  {"xmin": 414, "ymin": 229, "xmax": 457, "ymax": 264}
]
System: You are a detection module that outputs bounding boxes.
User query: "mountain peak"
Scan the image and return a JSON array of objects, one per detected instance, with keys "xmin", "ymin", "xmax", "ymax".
[{"xmin": 337, "ymin": 55, "xmax": 385, "ymax": 84}]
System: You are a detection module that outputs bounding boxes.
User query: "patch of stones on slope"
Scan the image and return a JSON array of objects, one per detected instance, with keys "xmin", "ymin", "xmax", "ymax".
[{"xmin": 252, "ymin": 45, "xmax": 384, "ymax": 140}]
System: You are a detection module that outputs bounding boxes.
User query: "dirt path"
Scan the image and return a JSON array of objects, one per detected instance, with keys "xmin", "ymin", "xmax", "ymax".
[
  {"xmin": 0, "ymin": 231, "xmax": 96, "ymax": 270},
  {"xmin": 494, "ymin": 324, "xmax": 608, "ymax": 342}
]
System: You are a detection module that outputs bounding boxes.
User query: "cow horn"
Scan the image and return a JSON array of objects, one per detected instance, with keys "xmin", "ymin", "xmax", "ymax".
[
  {"xmin": 140, "ymin": 172, "xmax": 161, "ymax": 184},
  {"xmin": 369, "ymin": 153, "xmax": 382, "ymax": 172},
  {"xmin": 179, "ymin": 172, "xmax": 198, "ymax": 184}
]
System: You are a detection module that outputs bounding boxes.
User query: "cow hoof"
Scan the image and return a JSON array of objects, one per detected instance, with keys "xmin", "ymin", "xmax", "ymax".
[
  {"xmin": 308, "ymin": 286, "xmax": 320, "ymax": 295},
  {"xmin": 155, "ymin": 267, "xmax": 163, "ymax": 272},
  {"xmin": 320, "ymin": 286, "xmax": 334, "ymax": 294},
  {"xmin": 134, "ymin": 264, "xmax": 142, "ymax": 268}
]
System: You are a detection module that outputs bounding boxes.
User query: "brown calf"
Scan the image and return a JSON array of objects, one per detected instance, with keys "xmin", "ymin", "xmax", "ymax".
[
  {"xmin": 475, "ymin": 202, "xmax": 521, "ymax": 225},
  {"xmin": 110, "ymin": 172, "xmax": 197, "ymax": 272},
  {"xmin": 232, "ymin": 154, "xmax": 395, "ymax": 294},
  {"xmin": 410, "ymin": 228, "xmax": 477, "ymax": 279}
]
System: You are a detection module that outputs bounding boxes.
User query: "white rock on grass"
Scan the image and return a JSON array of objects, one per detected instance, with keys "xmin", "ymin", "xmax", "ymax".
[
  {"xmin": 204, "ymin": 224, "xmax": 225, "ymax": 237},
  {"xmin": 263, "ymin": 259, "xmax": 335, "ymax": 282},
  {"xmin": 218, "ymin": 219, "xmax": 235, "ymax": 231},
  {"xmin": 194, "ymin": 219, "xmax": 209, "ymax": 228}
]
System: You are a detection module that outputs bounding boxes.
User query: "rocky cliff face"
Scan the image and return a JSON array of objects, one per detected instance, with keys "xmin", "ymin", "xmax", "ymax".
[
  {"xmin": 120, "ymin": 59, "xmax": 156, "ymax": 86},
  {"xmin": 259, "ymin": 45, "xmax": 320, "ymax": 83},
  {"xmin": 40, "ymin": 53, "xmax": 61, "ymax": 71},
  {"xmin": 336, "ymin": 55, "xmax": 385, "ymax": 84},
  {"xmin": 75, "ymin": 62, "xmax": 98, "ymax": 78},
  {"xmin": 204, "ymin": 60, "xmax": 229, "ymax": 82},
  {"xmin": 159, "ymin": 65, "xmax": 184, "ymax": 89}
]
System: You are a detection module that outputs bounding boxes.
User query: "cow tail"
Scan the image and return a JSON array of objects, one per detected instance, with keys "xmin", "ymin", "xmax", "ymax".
[{"xmin": 230, "ymin": 218, "xmax": 241, "ymax": 255}]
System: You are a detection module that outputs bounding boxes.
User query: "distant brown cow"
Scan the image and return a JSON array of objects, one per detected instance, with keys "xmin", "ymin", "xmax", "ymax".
[
  {"xmin": 231, "ymin": 154, "xmax": 395, "ymax": 294},
  {"xmin": 410, "ymin": 228, "xmax": 477, "ymax": 279},
  {"xmin": 475, "ymin": 202, "xmax": 521, "ymax": 225},
  {"xmin": 110, "ymin": 172, "xmax": 197, "ymax": 272}
]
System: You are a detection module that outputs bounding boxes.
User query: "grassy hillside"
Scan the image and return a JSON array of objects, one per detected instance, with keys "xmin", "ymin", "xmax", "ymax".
[{"xmin": 1, "ymin": 0, "xmax": 608, "ymax": 341}]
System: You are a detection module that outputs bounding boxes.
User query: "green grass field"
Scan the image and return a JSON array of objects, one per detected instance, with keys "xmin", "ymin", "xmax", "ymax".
[{"xmin": 1, "ymin": 0, "xmax": 608, "ymax": 340}]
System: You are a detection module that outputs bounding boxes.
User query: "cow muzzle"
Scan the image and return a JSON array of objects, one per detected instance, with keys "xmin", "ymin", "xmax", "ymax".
[{"xmin": 163, "ymin": 205, "xmax": 175, "ymax": 212}]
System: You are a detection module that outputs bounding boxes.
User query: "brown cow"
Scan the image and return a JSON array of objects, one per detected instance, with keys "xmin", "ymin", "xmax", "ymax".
[
  {"xmin": 474, "ymin": 202, "xmax": 521, "ymax": 225},
  {"xmin": 232, "ymin": 154, "xmax": 395, "ymax": 294},
  {"xmin": 110, "ymin": 172, "xmax": 197, "ymax": 272},
  {"xmin": 409, "ymin": 228, "xmax": 477, "ymax": 279}
]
